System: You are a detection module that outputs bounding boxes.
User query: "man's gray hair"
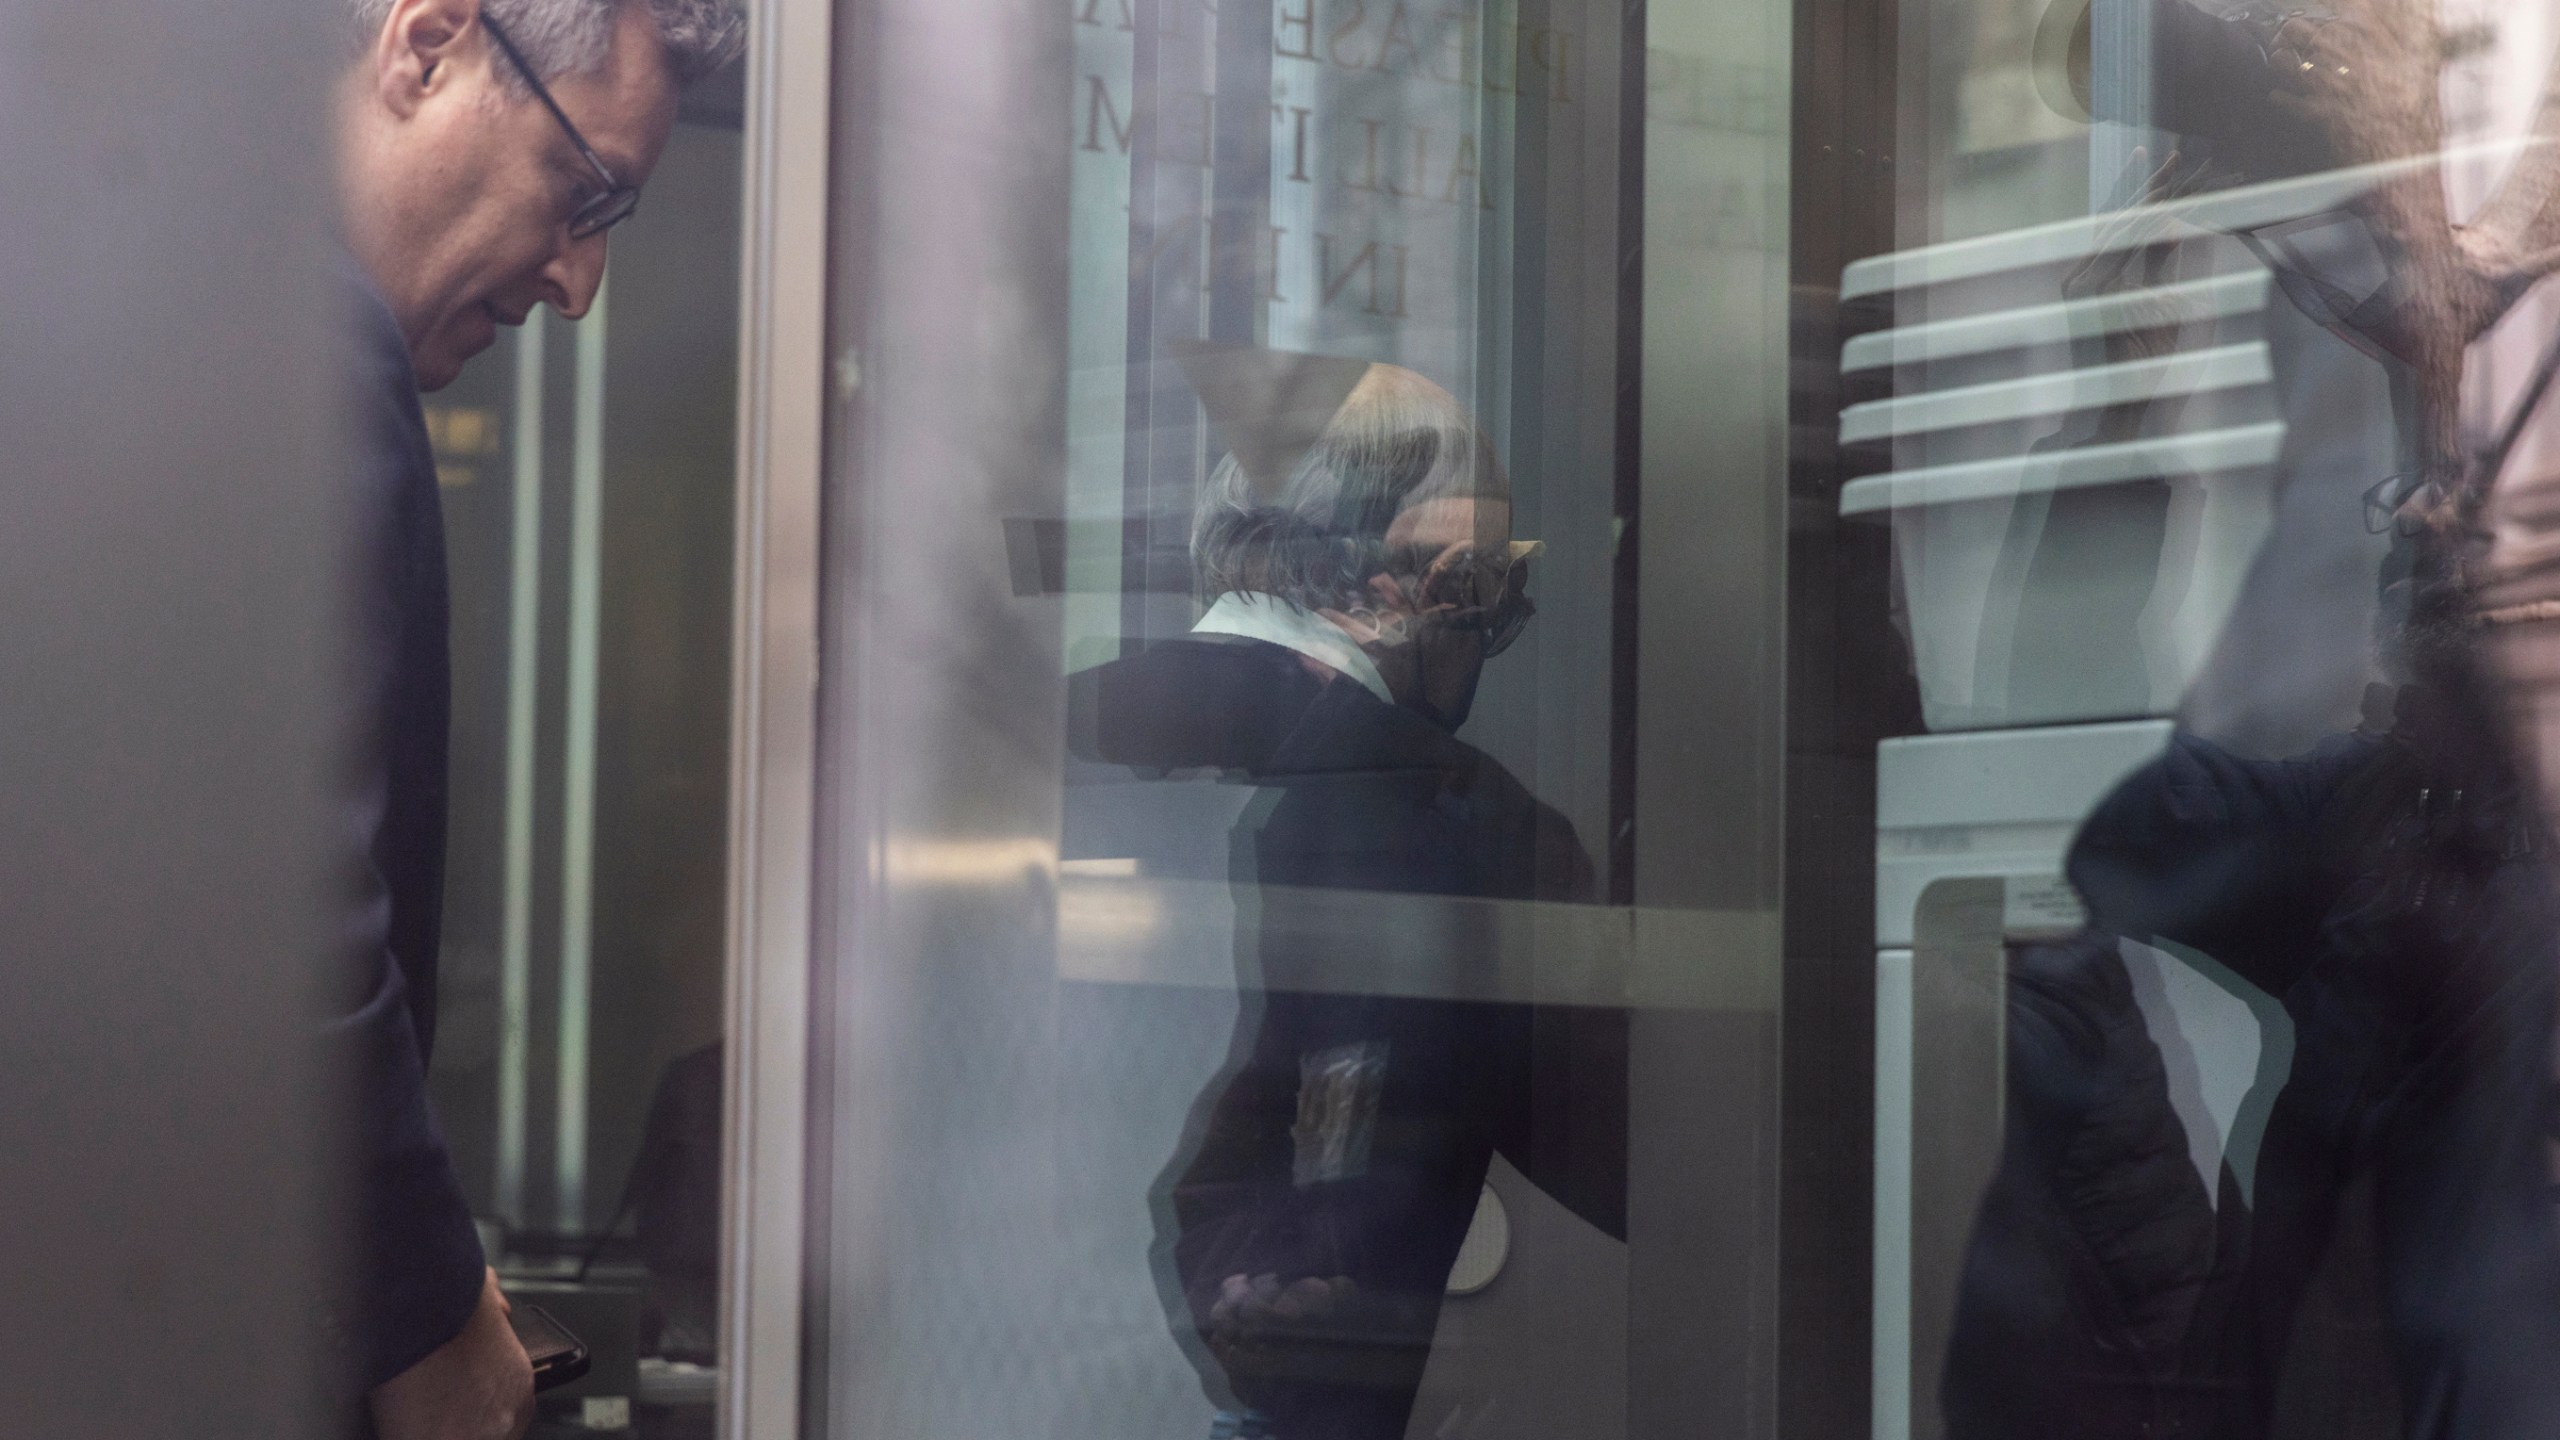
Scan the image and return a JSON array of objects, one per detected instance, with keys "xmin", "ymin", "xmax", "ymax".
[
  {"xmin": 1192, "ymin": 364, "xmax": 1507, "ymax": 614},
  {"xmin": 349, "ymin": 0, "xmax": 746, "ymax": 90}
]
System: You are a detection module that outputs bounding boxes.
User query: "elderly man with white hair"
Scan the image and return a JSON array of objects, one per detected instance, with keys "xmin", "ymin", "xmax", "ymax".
[
  {"xmin": 1070, "ymin": 360, "xmax": 1627, "ymax": 1440},
  {"xmin": 327, "ymin": 2, "xmax": 740, "ymax": 1437}
]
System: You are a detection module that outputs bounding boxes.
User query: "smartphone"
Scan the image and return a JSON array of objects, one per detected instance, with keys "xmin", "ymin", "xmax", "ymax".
[{"xmin": 508, "ymin": 1301, "xmax": 593, "ymax": 1392}]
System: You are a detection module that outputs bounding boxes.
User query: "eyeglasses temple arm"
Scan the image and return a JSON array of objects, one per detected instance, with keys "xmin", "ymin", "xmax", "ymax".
[{"xmin": 481, "ymin": 14, "xmax": 625, "ymax": 190}]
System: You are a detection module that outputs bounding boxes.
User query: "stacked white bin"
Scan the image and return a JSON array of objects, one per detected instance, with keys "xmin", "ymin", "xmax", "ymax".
[{"xmin": 1846, "ymin": 161, "xmax": 2425, "ymax": 1440}]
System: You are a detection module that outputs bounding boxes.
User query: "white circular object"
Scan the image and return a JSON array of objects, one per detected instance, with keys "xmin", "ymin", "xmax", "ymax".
[
  {"xmin": 1444, "ymin": 1184, "xmax": 1512, "ymax": 1296},
  {"xmin": 2032, "ymin": 0, "xmax": 2094, "ymax": 123}
]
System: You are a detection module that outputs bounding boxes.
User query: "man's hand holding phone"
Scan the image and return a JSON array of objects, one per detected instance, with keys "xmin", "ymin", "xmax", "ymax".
[{"xmin": 369, "ymin": 1267, "xmax": 536, "ymax": 1440}]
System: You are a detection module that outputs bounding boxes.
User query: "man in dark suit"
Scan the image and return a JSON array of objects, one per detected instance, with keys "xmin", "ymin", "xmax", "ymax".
[{"xmin": 328, "ymin": 1, "xmax": 739, "ymax": 1435}]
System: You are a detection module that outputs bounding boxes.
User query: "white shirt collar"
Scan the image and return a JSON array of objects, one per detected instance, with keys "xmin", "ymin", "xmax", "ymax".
[{"xmin": 1191, "ymin": 592, "xmax": 1394, "ymax": 705}]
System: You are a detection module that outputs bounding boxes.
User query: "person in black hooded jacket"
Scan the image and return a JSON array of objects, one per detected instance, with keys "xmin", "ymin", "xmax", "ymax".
[{"xmin": 1943, "ymin": 668, "xmax": 2560, "ymax": 1439}]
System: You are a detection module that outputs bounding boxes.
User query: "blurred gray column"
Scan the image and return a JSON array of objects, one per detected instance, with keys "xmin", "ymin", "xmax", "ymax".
[{"xmin": 0, "ymin": 2, "xmax": 340, "ymax": 1435}]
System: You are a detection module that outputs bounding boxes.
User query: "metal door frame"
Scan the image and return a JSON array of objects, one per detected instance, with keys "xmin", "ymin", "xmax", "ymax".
[{"xmin": 721, "ymin": 0, "xmax": 835, "ymax": 1433}]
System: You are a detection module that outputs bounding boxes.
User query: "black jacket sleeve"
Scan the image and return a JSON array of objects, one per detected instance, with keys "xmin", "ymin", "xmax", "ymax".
[{"xmin": 318, "ymin": 267, "xmax": 486, "ymax": 1392}]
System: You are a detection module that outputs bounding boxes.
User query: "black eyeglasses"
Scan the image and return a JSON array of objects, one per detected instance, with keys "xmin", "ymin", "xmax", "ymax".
[
  {"xmin": 1455, "ymin": 589, "xmax": 1536, "ymax": 658},
  {"xmin": 482, "ymin": 14, "xmax": 640, "ymax": 239}
]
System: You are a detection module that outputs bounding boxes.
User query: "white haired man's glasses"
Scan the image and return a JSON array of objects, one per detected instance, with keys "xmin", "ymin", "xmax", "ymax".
[{"xmin": 1409, "ymin": 540, "xmax": 1541, "ymax": 657}]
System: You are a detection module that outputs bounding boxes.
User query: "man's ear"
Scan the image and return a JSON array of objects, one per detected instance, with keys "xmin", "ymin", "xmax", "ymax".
[{"xmin": 368, "ymin": 0, "xmax": 487, "ymax": 119}]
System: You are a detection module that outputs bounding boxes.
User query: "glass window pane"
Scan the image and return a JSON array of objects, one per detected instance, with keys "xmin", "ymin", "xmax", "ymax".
[{"xmin": 802, "ymin": 0, "xmax": 2560, "ymax": 1436}]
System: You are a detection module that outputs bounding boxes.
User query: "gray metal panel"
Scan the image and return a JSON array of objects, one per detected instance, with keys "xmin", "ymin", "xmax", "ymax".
[
  {"xmin": 0, "ymin": 1, "xmax": 339, "ymax": 1434},
  {"xmin": 1633, "ymin": 0, "xmax": 1792, "ymax": 1433},
  {"xmin": 815, "ymin": 0, "xmax": 1102, "ymax": 1435}
]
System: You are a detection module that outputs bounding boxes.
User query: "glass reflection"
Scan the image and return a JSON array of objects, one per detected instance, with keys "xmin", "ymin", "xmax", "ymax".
[
  {"xmin": 1884, "ymin": 0, "xmax": 2560, "ymax": 1434},
  {"xmin": 800, "ymin": 0, "xmax": 2560, "ymax": 1431},
  {"xmin": 1948, "ymin": 689, "xmax": 2560, "ymax": 1437},
  {"xmin": 1069, "ymin": 360, "xmax": 1624, "ymax": 1440}
]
